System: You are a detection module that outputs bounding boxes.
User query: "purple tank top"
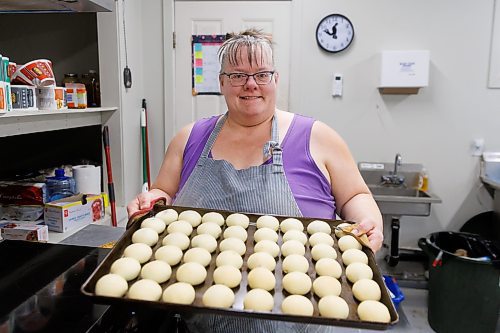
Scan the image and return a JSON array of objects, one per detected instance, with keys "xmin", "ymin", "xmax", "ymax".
[{"xmin": 178, "ymin": 114, "xmax": 336, "ymax": 218}]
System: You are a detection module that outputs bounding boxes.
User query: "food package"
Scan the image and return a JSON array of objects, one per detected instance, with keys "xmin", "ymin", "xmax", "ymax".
[
  {"xmin": 11, "ymin": 85, "xmax": 37, "ymax": 109},
  {"xmin": 36, "ymin": 86, "xmax": 67, "ymax": 110},
  {"xmin": 11, "ymin": 59, "xmax": 56, "ymax": 87},
  {"xmin": 65, "ymin": 83, "xmax": 87, "ymax": 108},
  {"xmin": 44, "ymin": 194, "xmax": 104, "ymax": 232},
  {"xmin": 0, "ymin": 204, "xmax": 44, "ymax": 221},
  {"xmin": 0, "ymin": 181, "xmax": 47, "ymax": 206},
  {"xmin": 0, "ymin": 220, "xmax": 48, "ymax": 242}
]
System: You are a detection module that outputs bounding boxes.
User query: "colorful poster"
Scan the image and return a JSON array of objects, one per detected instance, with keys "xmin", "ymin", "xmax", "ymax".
[{"xmin": 192, "ymin": 35, "xmax": 225, "ymax": 95}]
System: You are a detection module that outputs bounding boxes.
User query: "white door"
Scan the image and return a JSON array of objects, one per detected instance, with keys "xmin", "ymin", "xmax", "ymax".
[{"xmin": 173, "ymin": 1, "xmax": 291, "ymax": 132}]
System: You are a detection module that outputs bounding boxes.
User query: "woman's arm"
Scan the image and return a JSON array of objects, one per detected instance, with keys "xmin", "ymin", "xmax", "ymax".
[
  {"xmin": 310, "ymin": 121, "xmax": 383, "ymax": 252},
  {"xmin": 126, "ymin": 123, "xmax": 194, "ymax": 217}
]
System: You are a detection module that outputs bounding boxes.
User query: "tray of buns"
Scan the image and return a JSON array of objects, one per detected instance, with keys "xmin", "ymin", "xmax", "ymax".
[{"xmin": 81, "ymin": 202, "xmax": 399, "ymax": 330}]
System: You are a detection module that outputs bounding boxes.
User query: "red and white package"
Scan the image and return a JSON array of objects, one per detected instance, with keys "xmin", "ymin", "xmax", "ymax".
[{"xmin": 11, "ymin": 59, "xmax": 56, "ymax": 87}]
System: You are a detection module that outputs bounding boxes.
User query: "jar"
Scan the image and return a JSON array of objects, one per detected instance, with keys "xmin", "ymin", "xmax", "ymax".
[
  {"xmin": 80, "ymin": 73, "xmax": 94, "ymax": 107},
  {"xmin": 62, "ymin": 73, "xmax": 78, "ymax": 86}
]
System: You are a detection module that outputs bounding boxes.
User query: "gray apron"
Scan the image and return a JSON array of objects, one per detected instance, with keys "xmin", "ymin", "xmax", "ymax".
[
  {"xmin": 173, "ymin": 113, "xmax": 302, "ymax": 217},
  {"xmin": 174, "ymin": 114, "xmax": 324, "ymax": 332},
  {"xmin": 174, "ymin": 114, "xmax": 357, "ymax": 333}
]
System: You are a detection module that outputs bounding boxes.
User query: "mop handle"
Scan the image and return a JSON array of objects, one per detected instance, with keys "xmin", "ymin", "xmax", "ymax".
[{"xmin": 142, "ymin": 98, "xmax": 151, "ymax": 189}]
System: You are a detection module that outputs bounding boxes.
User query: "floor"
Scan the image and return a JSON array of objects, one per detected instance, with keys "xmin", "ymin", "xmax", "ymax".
[
  {"xmin": 388, "ymin": 287, "xmax": 431, "ymax": 332},
  {"xmin": 365, "ymin": 250, "xmax": 434, "ymax": 332}
]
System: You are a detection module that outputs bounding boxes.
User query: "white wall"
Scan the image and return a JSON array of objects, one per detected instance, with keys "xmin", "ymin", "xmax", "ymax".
[
  {"xmin": 139, "ymin": 0, "xmax": 500, "ymax": 248},
  {"xmin": 289, "ymin": 0, "xmax": 500, "ymax": 247},
  {"xmin": 107, "ymin": 0, "xmax": 171, "ymax": 206}
]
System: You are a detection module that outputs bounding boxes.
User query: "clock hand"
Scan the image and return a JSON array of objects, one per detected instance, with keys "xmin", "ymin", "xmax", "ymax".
[{"xmin": 324, "ymin": 23, "xmax": 338, "ymax": 39}]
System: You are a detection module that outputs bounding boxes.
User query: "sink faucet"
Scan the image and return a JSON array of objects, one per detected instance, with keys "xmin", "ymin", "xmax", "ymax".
[
  {"xmin": 381, "ymin": 153, "xmax": 405, "ymax": 186},
  {"xmin": 393, "ymin": 153, "xmax": 402, "ymax": 175}
]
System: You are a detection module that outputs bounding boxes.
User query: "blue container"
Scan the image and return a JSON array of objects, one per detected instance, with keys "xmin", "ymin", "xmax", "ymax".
[
  {"xmin": 46, "ymin": 169, "xmax": 76, "ymax": 202},
  {"xmin": 383, "ymin": 275, "xmax": 405, "ymax": 308}
]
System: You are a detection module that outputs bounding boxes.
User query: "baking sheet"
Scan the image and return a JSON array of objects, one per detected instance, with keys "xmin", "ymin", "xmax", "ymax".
[{"xmin": 81, "ymin": 203, "xmax": 399, "ymax": 330}]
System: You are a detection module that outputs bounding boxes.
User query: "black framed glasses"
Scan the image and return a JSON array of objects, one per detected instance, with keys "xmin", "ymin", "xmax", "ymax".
[{"xmin": 220, "ymin": 71, "xmax": 275, "ymax": 87}]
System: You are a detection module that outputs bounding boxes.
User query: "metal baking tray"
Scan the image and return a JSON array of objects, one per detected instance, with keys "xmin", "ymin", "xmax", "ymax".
[{"xmin": 82, "ymin": 203, "xmax": 399, "ymax": 330}]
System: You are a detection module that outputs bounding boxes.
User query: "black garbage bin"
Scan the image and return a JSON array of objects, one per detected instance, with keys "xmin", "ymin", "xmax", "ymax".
[{"xmin": 419, "ymin": 231, "xmax": 500, "ymax": 333}]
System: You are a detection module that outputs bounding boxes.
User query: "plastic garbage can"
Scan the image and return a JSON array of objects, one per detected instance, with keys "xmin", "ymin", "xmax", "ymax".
[{"xmin": 419, "ymin": 231, "xmax": 500, "ymax": 333}]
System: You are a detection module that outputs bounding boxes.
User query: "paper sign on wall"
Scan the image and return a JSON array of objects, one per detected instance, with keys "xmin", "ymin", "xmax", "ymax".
[{"xmin": 192, "ymin": 35, "xmax": 225, "ymax": 95}]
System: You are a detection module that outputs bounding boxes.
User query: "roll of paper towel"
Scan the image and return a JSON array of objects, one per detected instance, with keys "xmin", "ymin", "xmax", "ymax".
[{"xmin": 73, "ymin": 165, "xmax": 101, "ymax": 194}]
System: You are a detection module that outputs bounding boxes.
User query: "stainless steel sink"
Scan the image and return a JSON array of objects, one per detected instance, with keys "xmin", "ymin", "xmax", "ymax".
[
  {"xmin": 359, "ymin": 161, "xmax": 441, "ymax": 216},
  {"xmin": 368, "ymin": 185, "xmax": 441, "ymax": 216},
  {"xmin": 358, "ymin": 159, "xmax": 442, "ymax": 266}
]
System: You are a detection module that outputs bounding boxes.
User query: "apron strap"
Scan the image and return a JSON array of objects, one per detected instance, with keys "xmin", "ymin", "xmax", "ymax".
[
  {"xmin": 265, "ymin": 112, "xmax": 284, "ymax": 174},
  {"xmin": 198, "ymin": 111, "xmax": 284, "ymax": 174},
  {"xmin": 198, "ymin": 113, "xmax": 227, "ymax": 166}
]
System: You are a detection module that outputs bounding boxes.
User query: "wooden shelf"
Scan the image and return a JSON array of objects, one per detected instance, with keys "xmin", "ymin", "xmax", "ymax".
[{"xmin": 0, "ymin": 107, "xmax": 118, "ymax": 137}]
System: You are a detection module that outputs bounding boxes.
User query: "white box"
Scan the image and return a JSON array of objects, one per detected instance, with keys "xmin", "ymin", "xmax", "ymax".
[
  {"xmin": 379, "ymin": 50, "xmax": 430, "ymax": 88},
  {"xmin": 0, "ymin": 221, "xmax": 48, "ymax": 242},
  {"xmin": 44, "ymin": 194, "xmax": 104, "ymax": 233}
]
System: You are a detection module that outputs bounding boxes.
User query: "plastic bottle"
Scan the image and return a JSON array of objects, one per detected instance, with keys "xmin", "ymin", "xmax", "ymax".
[
  {"xmin": 418, "ymin": 168, "xmax": 429, "ymax": 192},
  {"xmin": 46, "ymin": 168, "xmax": 76, "ymax": 202}
]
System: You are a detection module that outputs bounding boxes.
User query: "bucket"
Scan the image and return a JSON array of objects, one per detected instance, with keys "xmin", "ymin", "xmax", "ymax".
[{"xmin": 418, "ymin": 232, "xmax": 500, "ymax": 333}]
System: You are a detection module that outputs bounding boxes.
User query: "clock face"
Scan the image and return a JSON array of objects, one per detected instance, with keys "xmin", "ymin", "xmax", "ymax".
[{"xmin": 316, "ymin": 14, "xmax": 354, "ymax": 53}]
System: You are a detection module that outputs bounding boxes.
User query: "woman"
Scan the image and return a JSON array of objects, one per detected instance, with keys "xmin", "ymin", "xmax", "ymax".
[{"xmin": 127, "ymin": 29, "xmax": 383, "ymax": 252}]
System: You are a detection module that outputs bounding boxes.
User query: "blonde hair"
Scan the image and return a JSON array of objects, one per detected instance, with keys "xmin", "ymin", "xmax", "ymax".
[{"xmin": 218, "ymin": 28, "xmax": 274, "ymax": 72}]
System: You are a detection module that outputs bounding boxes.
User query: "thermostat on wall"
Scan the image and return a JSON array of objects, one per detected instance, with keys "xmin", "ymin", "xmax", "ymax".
[{"xmin": 332, "ymin": 73, "xmax": 343, "ymax": 97}]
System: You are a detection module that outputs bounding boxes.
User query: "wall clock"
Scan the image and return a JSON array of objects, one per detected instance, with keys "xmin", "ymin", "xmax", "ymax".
[{"xmin": 316, "ymin": 14, "xmax": 354, "ymax": 53}]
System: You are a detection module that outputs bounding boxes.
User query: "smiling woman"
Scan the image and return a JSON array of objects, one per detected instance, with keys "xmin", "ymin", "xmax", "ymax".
[
  {"xmin": 127, "ymin": 28, "xmax": 383, "ymax": 254},
  {"xmin": 217, "ymin": 29, "xmax": 278, "ymax": 126}
]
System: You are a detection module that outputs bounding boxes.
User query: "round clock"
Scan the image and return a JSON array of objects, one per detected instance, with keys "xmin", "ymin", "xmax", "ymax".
[{"xmin": 316, "ymin": 14, "xmax": 354, "ymax": 53}]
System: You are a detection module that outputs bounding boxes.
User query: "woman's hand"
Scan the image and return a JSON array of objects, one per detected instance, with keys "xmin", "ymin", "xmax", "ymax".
[
  {"xmin": 126, "ymin": 189, "xmax": 172, "ymax": 217},
  {"xmin": 352, "ymin": 218, "xmax": 384, "ymax": 253}
]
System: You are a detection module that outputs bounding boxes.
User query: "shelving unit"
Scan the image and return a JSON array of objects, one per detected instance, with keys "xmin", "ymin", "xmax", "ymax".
[
  {"xmin": 0, "ymin": 107, "xmax": 118, "ymax": 137},
  {"xmin": 0, "ymin": 5, "xmax": 131, "ymax": 207}
]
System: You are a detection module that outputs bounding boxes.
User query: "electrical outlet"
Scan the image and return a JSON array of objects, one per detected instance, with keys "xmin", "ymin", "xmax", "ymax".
[{"xmin": 472, "ymin": 138, "xmax": 485, "ymax": 156}]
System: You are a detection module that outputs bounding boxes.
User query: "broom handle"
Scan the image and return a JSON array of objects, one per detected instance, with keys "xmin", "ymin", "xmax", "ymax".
[{"xmin": 103, "ymin": 126, "xmax": 117, "ymax": 227}]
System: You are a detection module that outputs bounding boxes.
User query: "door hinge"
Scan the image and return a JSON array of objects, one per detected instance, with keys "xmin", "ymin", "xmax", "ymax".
[{"xmin": 173, "ymin": 31, "xmax": 176, "ymax": 49}]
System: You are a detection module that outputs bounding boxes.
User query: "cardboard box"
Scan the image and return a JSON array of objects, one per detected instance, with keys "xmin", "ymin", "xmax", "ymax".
[
  {"xmin": 44, "ymin": 194, "xmax": 104, "ymax": 233},
  {"xmin": 0, "ymin": 220, "xmax": 48, "ymax": 242}
]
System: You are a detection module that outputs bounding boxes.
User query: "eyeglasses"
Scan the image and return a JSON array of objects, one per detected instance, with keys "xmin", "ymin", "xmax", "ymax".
[{"xmin": 220, "ymin": 71, "xmax": 275, "ymax": 87}]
